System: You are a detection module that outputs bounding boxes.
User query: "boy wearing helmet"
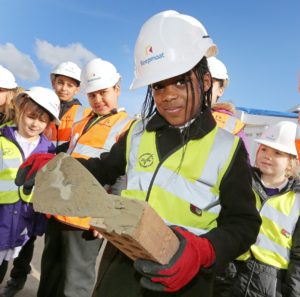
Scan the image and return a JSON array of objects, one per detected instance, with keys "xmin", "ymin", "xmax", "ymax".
[
  {"xmin": 36, "ymin": 58, "xmax": 132, "ymax": 297},
  {"xmin": 231, "ymin": 121, "xmax": 300, "ymax": 297},
  {"xmin": 49, "ymin": 61, "xmax": 90, "ymax": 147},
  {"xmin": 15, "ymin": 11, "xmax": 261, "ymax": 297},
  {"xmin": 0, "ymin": 87, "xmax": 60, "ymax": 296}
]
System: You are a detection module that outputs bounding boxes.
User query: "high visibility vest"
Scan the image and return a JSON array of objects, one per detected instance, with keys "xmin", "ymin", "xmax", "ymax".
[
  {"xmin": 238, "ymin": 191, "xmax": 300, "ymax": 269},
  {"xmin": 67, "ymin": 111, "xmax": 132, "ymax": 159},
  {"xmin": 212, "ymin": 111, "xmax": 245, "ymax": 135},
  {"xmin": 295, "ymin": 113, "xmax": 300, "ymax": 159},
  {"xmin": 54, "ymin": 111, "xmax": 133, "ymax": 229},
  {"xmin": 121, "ymin": 120, "xmax": 239, "ymax": 235},
  {"xmin": 0, "ymin": 136, "xmax": 31, "ymax": 204},
  {"xmin": 48, "ymin": 105, "xmax": 91, "ymax": 147}
]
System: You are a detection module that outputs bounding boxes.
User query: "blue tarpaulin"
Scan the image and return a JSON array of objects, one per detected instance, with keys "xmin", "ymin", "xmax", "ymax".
[{"xmin": 237, "ymin": 107, "xmax": 298, "ymax": 119}]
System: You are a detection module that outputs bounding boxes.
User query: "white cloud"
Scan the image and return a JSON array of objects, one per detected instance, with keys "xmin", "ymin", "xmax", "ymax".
[
  {"xmin": 35, "ymin": 39, "xmax": 97, "ymax": 68},
  {"xmin": 0, "ymin": 43, "xmax": 39, "ymax": 82}
]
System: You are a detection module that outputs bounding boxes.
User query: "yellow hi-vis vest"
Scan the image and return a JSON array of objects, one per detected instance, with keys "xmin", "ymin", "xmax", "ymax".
[
  {"xmin": 67, "ymin": 111, "xmax": 132, "ymax": 159},
  {"xmin": 212, "ymin": 111, "xmax": 245, "ymax": 135},
  {"xmin": 238, "ymin": 191, "xmax": 300, "ymax": 269},
  {"xmin": 0, "ymin": 136, "xmax": 31, "ymax": 204},
  {"xmin": 121, "ymin": 120, "xmax": 240, "ymax": 235},
  {"xmin": 55, "ymin": 111, "xmax": 133, "ymax": 229}
]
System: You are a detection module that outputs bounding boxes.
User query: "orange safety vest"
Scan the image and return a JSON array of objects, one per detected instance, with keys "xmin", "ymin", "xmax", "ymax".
[
  {"xmin": 54, "ymin": 110, "xmax": 133, "ymax": 230},
  {"xmin": 212, "ymin": 111, "xmax": 245, "ymax": 135},
  {"xmin": 296, "ymin": 112, "xmax": 300, "ymax": 159},
  {"xmin": 48, "ymin": 105, "xmax": 91, "ymax": 147}
]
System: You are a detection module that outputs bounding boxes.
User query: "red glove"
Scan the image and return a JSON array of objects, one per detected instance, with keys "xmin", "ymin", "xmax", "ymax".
[
  {"xmin": 15, "ymin": 153, "xmax": 55, "ymax": 195},
  {"xmin": 134, "ymin": 226, "xmax": 215, "ymax": 292}
]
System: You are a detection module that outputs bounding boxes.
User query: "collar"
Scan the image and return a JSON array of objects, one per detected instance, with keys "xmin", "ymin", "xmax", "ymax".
[{"xmin": 146, "ymin": 109, "xmax": 217, "ymax": 139}]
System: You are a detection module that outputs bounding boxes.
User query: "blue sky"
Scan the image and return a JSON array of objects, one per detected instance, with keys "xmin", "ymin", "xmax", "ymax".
[{"xmin": 1, "ymin": 0, "xmax": 300, "ymax": 116}]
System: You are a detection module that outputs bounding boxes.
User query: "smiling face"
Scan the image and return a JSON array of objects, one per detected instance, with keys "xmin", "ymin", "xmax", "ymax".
[
  {"xmin": 52, "ymin": 75, "xmax": 80, "ymax": 102},
  {"xmin": 87, "ymin": 85, "xmax": 120, "ymax": 115},
  {"xmin": 256, "ymin": 144, "xmax": 292, "ymax": 186},
  {"xmin": 17, "ymin": 99, "xmax": 51, "ymax": 141},
  {"xmin": 151, "ymin": 70, "xmax": 210, "ymax": 126}
]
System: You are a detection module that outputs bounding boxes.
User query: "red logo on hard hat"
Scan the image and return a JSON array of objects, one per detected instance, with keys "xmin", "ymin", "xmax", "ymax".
[{"xmin": 145, "ymin": 45, "xmax": 153, "ymax": 56}]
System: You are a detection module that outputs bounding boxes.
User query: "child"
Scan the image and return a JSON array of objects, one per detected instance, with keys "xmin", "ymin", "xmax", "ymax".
[
  {"xmin": 49, "ymin": 61, "xmax": 90, "ymax": 147},
  {"xmin": 207, "ymin": 57, "xmax": 247, "ymax": 146},
  {"xmin": 231, "ymin": 121, "xmax": 300, "ymax": 297},
  {"xmin": 0, "ymin": 65, "xmax": 19, "ymax": 126},
  {"xmin": 37, "ymin": 58, "xmax": 132, "ymax": 297},
  {"xmin": 0, "ymin": 87, "xmax": 60, "ymax": 294},
  {"xmin": 16, "ymin": 11, "xmax": 261, "ymax": 297}
]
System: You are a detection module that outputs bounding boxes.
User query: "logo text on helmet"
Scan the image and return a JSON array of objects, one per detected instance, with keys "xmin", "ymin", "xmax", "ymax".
[{"xmin": 140, "ymin": 52, "xmax": 165, "ymax": 66}]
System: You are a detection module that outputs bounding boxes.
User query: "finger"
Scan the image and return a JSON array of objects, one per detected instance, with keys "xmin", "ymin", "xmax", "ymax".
[
  {"xmin": 22, "ymin": 186, "xmax": 33, "ymax": 196},
  {"xmin": 134, "ymin": 259, "xmax": 165, "ymax": 276},
  {"xmin": 15, "ymin": 166, "xmax": 31, "ymax": 186},
  {"xmin": 140, "ymin": 277, "xmax": 166, "ymax": 292}
]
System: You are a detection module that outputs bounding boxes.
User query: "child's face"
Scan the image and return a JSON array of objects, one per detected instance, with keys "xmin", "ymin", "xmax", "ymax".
[
  {"xmin": 256, "ymin": 144, "xmax": 291, "ymax": 181},
  {"xmin": 0, "ymin": 87, "xmax": 9, "ymax": 108},
  {"xmin": 18, "ymin": 109, "xmax": 50, "ymax": 140},
  {"xmin": 211, "ymin": 79, "xmax": 224, "ymax": 105},
  {"xmin": 52, "ymin": 75, "xmax": 80, "ymax": 102},
  {"xmin": 151, "ymin": 71, "xmax": 210, "ymax": 126},
  {"xmin": 87, "ymin": 85, "xmax": 120, "ymax": 115}
]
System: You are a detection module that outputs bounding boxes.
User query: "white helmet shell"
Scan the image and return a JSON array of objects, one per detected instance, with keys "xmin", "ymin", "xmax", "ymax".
[
  {"xmin": 0, "ymin": 65, "xmax": 17, "ymax": 89},
  {"xmin": 207, "ymin": 57, "xmax": 229, "ymax": 80},
  {"xmin": 81, "ymin": 58, "xmax": 121, "ymax": 94},
  {"xmin": 50, "ymin": 61, "xmax": 81, "ymax": 83},
  {"xmin": 255, "ymin": 121, "xmax": 297, "ymax": 156},
  {"xmin": 16, "ymin": 87, "xmax": 60, "ymax": 124},
  {"xmin": 130, "ymin": 10, "xmax": 217, "ymax": 90}
]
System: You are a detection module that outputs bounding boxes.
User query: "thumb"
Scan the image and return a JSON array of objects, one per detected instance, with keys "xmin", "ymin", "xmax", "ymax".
[{"xmin": 15, "ymin": 165, "xmax": 31, "ymax": 186}]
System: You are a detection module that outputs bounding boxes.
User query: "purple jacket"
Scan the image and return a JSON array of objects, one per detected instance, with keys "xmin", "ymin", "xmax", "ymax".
[{"xmin": 0, "ymin": 125, "xmax": 55, "ymax": 250}]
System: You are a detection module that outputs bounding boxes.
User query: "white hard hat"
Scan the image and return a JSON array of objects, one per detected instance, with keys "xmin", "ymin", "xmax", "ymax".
[
  {"xmin": 207, "ymin": 57, "xmax": 229, "ymax": 80},
  {"xmin": 0, "ymin": 65, "xmax": 17, "ymax": 89},
  {"xmin": 130, "ymin": 10, "xmax": 217, "ymax": 90},
  {"xmin": 81, "ymin": 58, "xmax": 121, "ymax": 94},
  {"xmin": 50, "ymin": 61, "xmax": 81, "ymax": 83},
  {"xmin": 16, "ymin": 87, "xmax": 60, "ymax": 124},
  {"xmin": 255, "ymin": 121, "xmax": 297, "ymax": 156}
]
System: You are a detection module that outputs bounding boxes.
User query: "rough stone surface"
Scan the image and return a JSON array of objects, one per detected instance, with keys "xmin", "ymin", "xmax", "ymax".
[{"xmin": 33, "ymin": 152, "xmax": 179, "ymax": 264}]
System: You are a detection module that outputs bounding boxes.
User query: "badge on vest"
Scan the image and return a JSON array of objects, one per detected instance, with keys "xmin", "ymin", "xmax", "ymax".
[{"xmin": 281, "ymin": 229, "xmax": 291, "ymax": 238}]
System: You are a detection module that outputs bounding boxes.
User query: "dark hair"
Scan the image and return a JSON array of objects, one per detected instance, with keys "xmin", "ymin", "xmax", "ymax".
[{"xmin": 141, "ymin": 56, "xmax": 212, "ymax": 124}]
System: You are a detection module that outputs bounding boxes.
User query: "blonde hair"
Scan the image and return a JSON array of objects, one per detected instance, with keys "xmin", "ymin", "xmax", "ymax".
[{"xmin": 1, "ymin": 87, "xmax": 24, "ymax": 123}]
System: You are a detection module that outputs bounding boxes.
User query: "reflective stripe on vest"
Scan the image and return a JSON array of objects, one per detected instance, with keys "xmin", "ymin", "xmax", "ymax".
[
  {"xmin": 122, "ymin": 120, "xmax": 239, "ymax": 235},
  {"xmin": 0, "ymin": 137, "xmax": 32, "ymax": 203},
  {"xmin": 50, "ymin": 105, "xmax": 90, "ymax": 147},
  {"xmin": 212, "ymin": 111, "xmax": 245, "ymax": 135},
  {"xmin": 250, "ymin": 191, "xmax": 300, "ymax": 269},
  {"xmin": 68, "ymin": 112, "xmax": 132, "ymax": 159}
]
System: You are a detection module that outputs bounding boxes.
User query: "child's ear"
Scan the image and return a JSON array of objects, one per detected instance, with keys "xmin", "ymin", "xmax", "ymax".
[{"xmin": 203, "ymin": 72, "xmax": 211, "ymax": 92}]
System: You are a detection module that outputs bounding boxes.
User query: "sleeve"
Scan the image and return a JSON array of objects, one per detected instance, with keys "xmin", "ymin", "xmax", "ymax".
[
  {"xmin": 203, "ymin": 140, "xmax": 261, "ymax": 269},
  {"xmin": 77, "ymin": 130, "xmax": 129, "ymax": 186},
  {"xmin": 283, "ymin": 217, "xmax": 300, "ymax": 297}
]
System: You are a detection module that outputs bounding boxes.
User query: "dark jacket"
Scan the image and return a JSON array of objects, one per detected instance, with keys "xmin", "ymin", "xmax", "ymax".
[
  {"xmin": 81, "ymin": 110, "xmax": 261, "ymax": 297},
  {"xmin": 231, "ymin": 169, "xmax": 300, "ymax": 297}
]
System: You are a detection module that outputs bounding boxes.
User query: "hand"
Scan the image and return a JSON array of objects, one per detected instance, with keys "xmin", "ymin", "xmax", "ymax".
[
  {"xmin": 15, "ymin": 153, "xmax": 55, "ymax": 195},
  {"xmin": 134, "ymin": 226, "xmax": 215, "ymax": 292}
]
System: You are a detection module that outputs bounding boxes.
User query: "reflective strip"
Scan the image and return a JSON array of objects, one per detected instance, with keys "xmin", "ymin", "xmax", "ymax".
[
  {"xmin": 127, "ymin": 124, "xmax": 235, "ymax": 211},
  {"xmin": 74, "ymin": 106, "xmax": 86, "ymax": 123},
  {"xmin": 104, "ymin": 117, "xmax": 131, "ymax": 149},
  {"xmin": 0, "ymin": 157, "xmax": 20, "ymax": 171},
  {"xmin": 255, "ymin": 233, "xmax": 290, "ymax": 262},
  {"xmin": 224, "ymin": 117, "xmax": 239, "ymax": 134},
  {"xmin": 71, "ymin": 144, "xmax": 108, "ymax": 157},
  {"xmin": 0, "ymin": 180, "xmax": 18, "ymax": 191},
  {"xmin": 163, "ymin": 218, "xmax": 208, "ymax": 236}
]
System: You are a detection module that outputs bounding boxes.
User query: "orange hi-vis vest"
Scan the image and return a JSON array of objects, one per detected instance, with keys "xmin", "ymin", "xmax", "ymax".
[
  {"xmin": 49, "ymin": 105, "xmax": 91, "ymax": 147},
  {"xmin": 296, "ymin": 112, "xmax": 300, "ymax": 159},
  {"xmin": 212, "ymin": 111, "xmax": 245, "ymax": 135},
  {"xmin": 54, "ymin": 110, "xmax": 133, "ymax": 230}
]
